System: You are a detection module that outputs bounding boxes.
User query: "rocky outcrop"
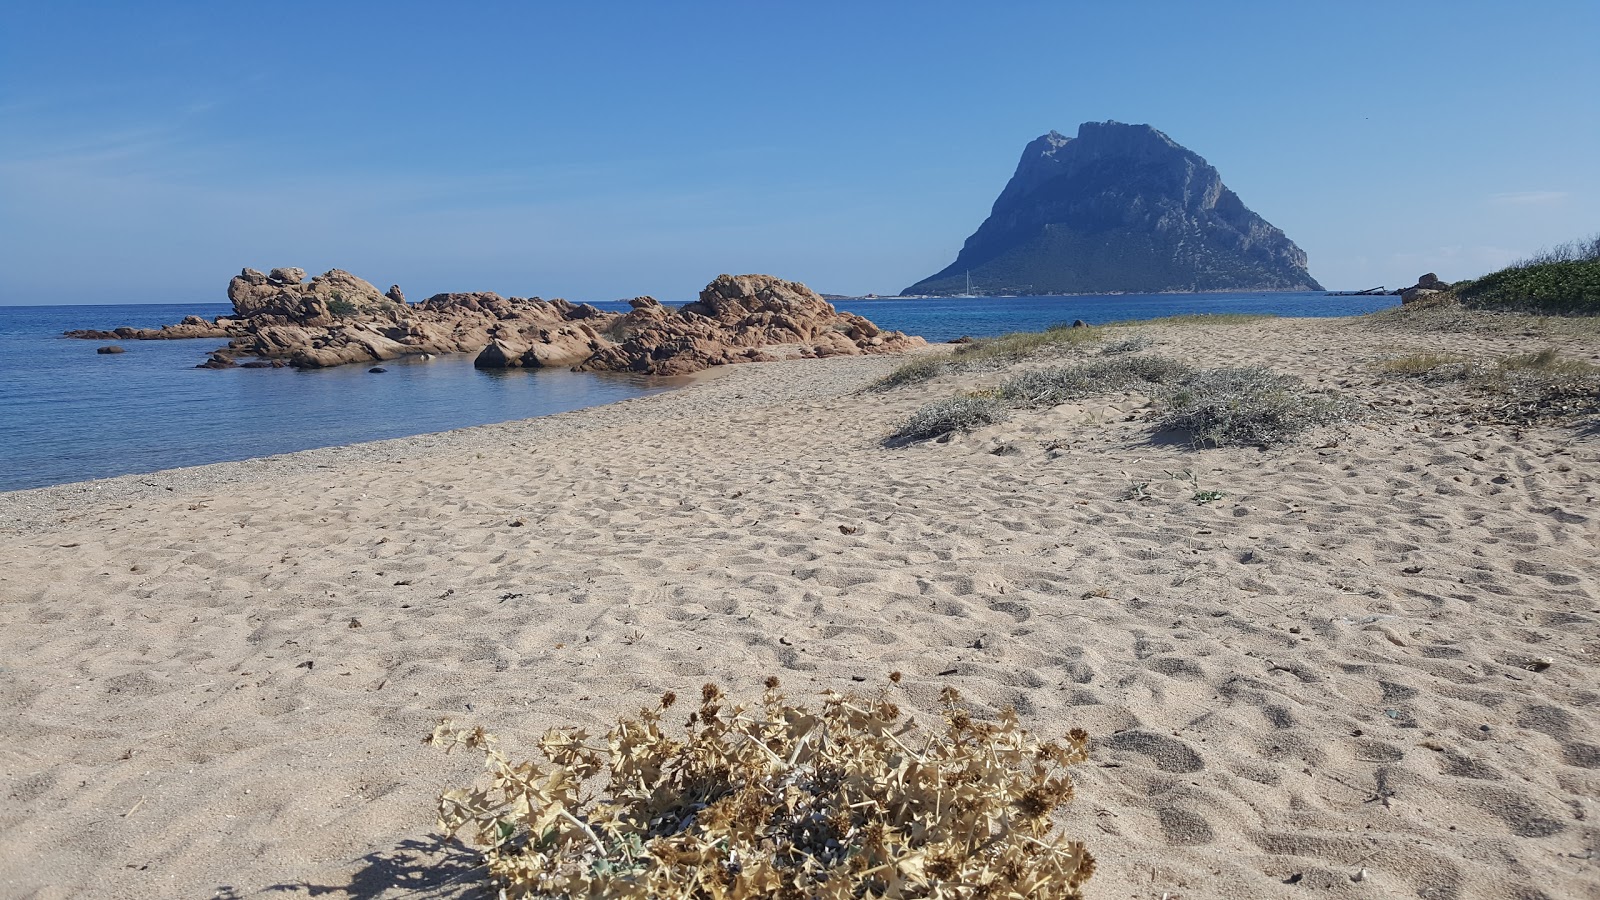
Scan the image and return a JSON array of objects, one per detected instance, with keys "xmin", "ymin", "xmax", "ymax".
[
  {"xmin": 1400, "ymin": 273, "xmax": 1450, "ymax": 304},
  {"xmin": 904, "ymin": 121, "xmax": 1324, "ymax": 295},
  {"xmin": 65, "ymin": 315, "xmax": 233, "ymax": 341},
  {"xmin": 69, "ymin": 268, "xmax": 921, "ymax": 375},
  {"xmin": 226, "ymin": 268, "xmax": 400, "ymax": 323},
  {"xmin": 570, "ymin": 275, "xmax": 919, "ymax": 376}
]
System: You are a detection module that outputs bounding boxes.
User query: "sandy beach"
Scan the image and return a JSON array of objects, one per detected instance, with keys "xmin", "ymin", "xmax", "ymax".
[{"xmin": 2, "ymin": 315, "xmax": 1597, "ymax": 900}]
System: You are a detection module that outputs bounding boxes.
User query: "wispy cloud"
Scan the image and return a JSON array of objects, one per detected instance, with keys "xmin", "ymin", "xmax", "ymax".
[{"xmin": 1490, "ymin": 190, "xmax": 1570, "ymax": 206}]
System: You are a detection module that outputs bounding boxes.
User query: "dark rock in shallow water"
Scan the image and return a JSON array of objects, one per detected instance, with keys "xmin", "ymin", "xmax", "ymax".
[
  {"xmin": 905, "ymin": 121, "xmax": 1324, "ymax": 296},
  {"xmin": 96, "ymin": 345, "xmax": 125, "ymax": 354},
  {"xmin": 368, "ymin": 367, "xmax": 388, "ymax": 374}
]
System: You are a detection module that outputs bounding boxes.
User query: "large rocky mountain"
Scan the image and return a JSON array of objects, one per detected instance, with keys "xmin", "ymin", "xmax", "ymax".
[{"xmin": 905, "ymin": 122, "xmax": 1323, "ymax": 295}]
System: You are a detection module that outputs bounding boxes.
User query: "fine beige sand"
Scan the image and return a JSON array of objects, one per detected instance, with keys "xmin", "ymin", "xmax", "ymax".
[{"xmin": 2, "ymin": 316, "xmax": 1597, "ymax": 899}]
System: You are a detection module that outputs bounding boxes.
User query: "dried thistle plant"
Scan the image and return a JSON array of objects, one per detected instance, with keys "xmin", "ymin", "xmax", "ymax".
[{"xmin": 430, "ymin": 681, "xmax": 1095, "ymax": 898}]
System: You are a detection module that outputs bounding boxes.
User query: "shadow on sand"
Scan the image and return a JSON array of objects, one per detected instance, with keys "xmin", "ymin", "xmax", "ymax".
[{"xmin": 254, "ymin": 835, "xmax": 489, "ymax": 899}]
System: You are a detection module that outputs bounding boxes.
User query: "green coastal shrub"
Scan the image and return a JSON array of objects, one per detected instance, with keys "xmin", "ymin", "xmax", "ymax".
[
  {"xmin": 1451, "ymin": 235, "xmax": 1600, "ymax": 314},
  {"xmin": 1157, "ymin": 367, "xmax": 1354, "ymax": 447},
  {"xmin": 890, "ymin": 395, "xmax": 1008, "ymax": 441},
  {"xmin": 327, "ymin": 291, "xmax": 359, "ymax": 317}
]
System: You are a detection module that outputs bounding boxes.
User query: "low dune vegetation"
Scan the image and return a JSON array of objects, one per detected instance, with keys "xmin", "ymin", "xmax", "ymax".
[
  {"xmin": 1368, "ymin": 235, "xmax": 1600, "ymax": 334},
  {"xmin": 868, "ymin": 323, "xmax": 1104, "ymax": 391},
  {"xmin": 1455, "ymin": 235, "xmax": 1600, "ymax": 315},
  {"xmin": 1377, "ymin": 347, "xmax": 1600, "ymax": 425},
  {"xmin": 883, "ymin": 323, "xmax": 1358, "ymax": 447}
]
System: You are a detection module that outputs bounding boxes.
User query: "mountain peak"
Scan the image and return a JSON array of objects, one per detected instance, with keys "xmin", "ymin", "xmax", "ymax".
[{"xmin": 906, "ymin": 122, "xmax": 1322, "ymax": 295}]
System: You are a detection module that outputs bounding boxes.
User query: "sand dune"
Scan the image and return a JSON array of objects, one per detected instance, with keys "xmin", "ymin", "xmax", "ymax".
[{"xmin": 2, "ymin": 316, "xmax": 1597, "ymax": 899}]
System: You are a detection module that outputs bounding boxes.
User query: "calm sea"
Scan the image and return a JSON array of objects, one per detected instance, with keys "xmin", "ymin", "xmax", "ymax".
[{"xmin": 0, "ymin": 291, "xmax": 1395, "ymax": 492}]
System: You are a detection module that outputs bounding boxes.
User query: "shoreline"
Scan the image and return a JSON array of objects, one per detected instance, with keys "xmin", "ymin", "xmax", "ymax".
[
  {"xmin": 0, "ymin": 362, "xmax": 736, "ymax": 534},
  {"xmin": 2, "ymin": 315, "xmax": 1597, "ymax": 899}
]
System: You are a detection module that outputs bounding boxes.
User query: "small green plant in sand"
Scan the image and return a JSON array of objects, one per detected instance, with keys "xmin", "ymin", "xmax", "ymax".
[
  {"xmin": 431, "ymin": 680, "xmax": 1095, "ymax": 899},
  {"xmin": 1157, "ymin": 367, "xmax": 1357, "ymax": 447},
  {"xmin": 888, "ymin": 395, "xmax": 1009, "ymax": 442},
  {"xmin": 1168, "ymin": 469, "xmax": 1224, "ymax": 504}
]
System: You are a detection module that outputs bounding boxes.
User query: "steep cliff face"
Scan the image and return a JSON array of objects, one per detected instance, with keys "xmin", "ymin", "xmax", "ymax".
[{"xmin": 905, "ymin": 122, "xmax": 1323, "ymax": 295}]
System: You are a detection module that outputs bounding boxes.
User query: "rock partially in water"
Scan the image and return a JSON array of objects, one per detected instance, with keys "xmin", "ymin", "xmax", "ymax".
[
  {"xmin": 96, "ymin": 345, "xmax": 125, "ymax": 354},
  {"xmin": 573, "ymin": 274, "xmax": 922, "ymax": 376},
  {"xmin": 71, "ymin": 268, "xmax": 922, "ymax": 375}
]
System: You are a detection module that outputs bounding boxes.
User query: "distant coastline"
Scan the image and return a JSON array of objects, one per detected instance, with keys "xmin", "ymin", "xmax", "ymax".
[{"xmin": 825, "ymin": 287, "xmax": 1354, "ymax": 301}]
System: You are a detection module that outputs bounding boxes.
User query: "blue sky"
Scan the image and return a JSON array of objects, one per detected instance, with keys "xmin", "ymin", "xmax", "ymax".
[{"xmin": 2, "ymin": 1, "xmax": 1596, "ymax": 304}]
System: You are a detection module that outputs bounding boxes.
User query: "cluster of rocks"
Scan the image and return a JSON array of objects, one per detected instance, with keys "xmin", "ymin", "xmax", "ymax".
[
  {"xmin": 67, "ymin": 268, "xmax": 923, "ymax": 375},
  {"xmin": 1398, "ymin": 273, "xmax": 1450, "ymax": 304}
]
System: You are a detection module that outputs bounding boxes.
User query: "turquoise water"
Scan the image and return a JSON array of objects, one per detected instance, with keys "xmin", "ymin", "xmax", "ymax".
[{"xmin": 0, "ymin": 291, "xmax": 1395, "ymax": 491}]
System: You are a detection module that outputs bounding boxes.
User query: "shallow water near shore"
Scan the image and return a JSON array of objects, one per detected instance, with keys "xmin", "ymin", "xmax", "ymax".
[
  {"xmin": 0, "ymin": 291, "xmax": 1395, "ymax": 491},
  {"xmin": 0, "ymin": 302, "xmax": 677, "ymax": 492}
]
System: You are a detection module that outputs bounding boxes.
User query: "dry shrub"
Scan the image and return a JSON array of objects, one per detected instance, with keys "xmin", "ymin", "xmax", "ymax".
[
  {"xmin": 997, "ymin": 356, "xmax": 1195, "ymax": 408},
  {"xmin": 869, "ymin": 328, "xmax": 1104, "ymax": 390},
  {"xmin": 1157, "ymin": 367, "xmax": 1356, "ymax": 447},
  {"xmin": 1377, "ymin": 352, "xmax": 1474, "ymax": 377},
  {"xmin": 952, "ymin": 325, "xmax": 1103, "ymax": 368},
  {"xmin": 869, "ymin": 355, "xmax": 947, "ymax": 391},
  {"xmin": 1099, "ymin": 333, "xmax": 1152, "ymax": 354},
  {"xmin": 1377, "ymin": 348, "xmax": 1600, "ymax": 424},
  {"xmin": 889, "ymin": 396, "xmax": 1008, "ymax": 441},
  {"xmin": 430, "ymin": 682, "xmax": 1095, "ymax": 898},
  {"xmin": 1497, "ymin": 348, "xmax": 1600, "ymax": 376},
  {"xmin": 1474, "ymin": 350, "xmax": 1600, "ymax": 424}
]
